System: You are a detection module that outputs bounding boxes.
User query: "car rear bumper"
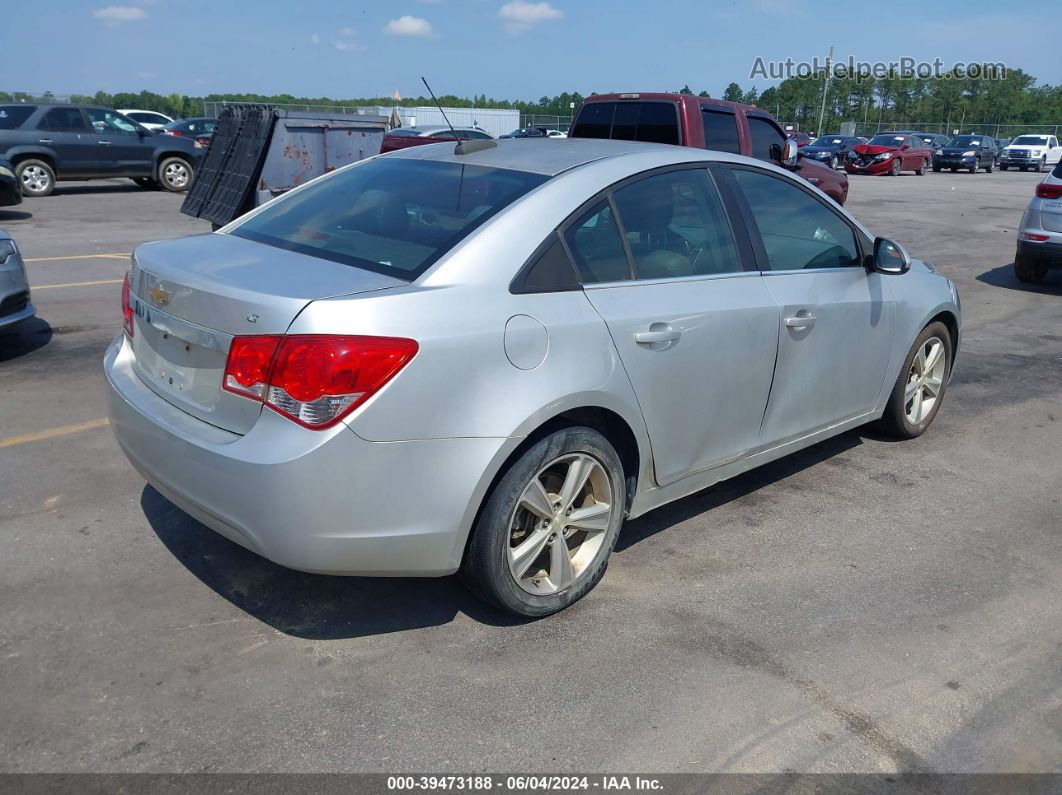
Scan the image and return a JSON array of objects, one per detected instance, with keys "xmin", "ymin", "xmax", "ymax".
[
  {"xmin": 1017, "ymin": 238, "xmax": 1062, "ymax": 267},
  {"xmin": 105, "ymin": 333, "xmax": 507, "ymax": 576}
]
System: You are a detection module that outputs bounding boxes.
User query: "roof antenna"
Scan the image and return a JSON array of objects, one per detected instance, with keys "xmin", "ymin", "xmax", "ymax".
[{"xmin": 421, "ymin": 76, "xmax": 496, "ymax": 156}]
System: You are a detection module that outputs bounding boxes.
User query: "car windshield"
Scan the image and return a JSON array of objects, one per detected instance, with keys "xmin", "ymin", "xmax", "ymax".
[
  {"xmin": 386, "ymin": 129, "xmax": 422, "ymax": 137},
  {"xmin": 231, "ymin": 158, "xmax": 549, "ymax": 280},
  {"xmin": 811, "ymin": 137, "xmax": 843, "ymax": 146},
  {"xmin": 0, "ymin": 105, "xmax": 36, "ymax": 129},
  {"xmin": 948, "ymin": 136, "xmax": 982, "ymax": 147},
  {"xmin": 1012, "ymin": 136, "xmax": 1049, "ymax": 145},
  {"xmin": 867, "ymin": 134, "xmax": 905, "ymax": 147},
  {"xmin": 161, "ymin": 120, "xmax": 184, "ymax": 131}
]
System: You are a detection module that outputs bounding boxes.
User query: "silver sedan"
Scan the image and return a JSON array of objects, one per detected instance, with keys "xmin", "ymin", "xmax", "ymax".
[
  {"xmin": 0, "ymin": 229, "xmax": 34, "ymax": 331},
  {"xmin": 105, "ymin": 138, "xmax": 961, "ymax": 617}
]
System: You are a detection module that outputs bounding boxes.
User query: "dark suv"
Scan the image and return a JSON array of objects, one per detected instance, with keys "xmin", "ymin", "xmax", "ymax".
[{"xmin": 0, "ymin": 104, "xmax": 203, "ymax": 197}]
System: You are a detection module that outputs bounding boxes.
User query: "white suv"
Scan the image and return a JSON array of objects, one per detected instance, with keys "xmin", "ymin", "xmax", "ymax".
[{"xmin": 1000, "ymin": 134, "xmax": 1062, "ymax": 172}]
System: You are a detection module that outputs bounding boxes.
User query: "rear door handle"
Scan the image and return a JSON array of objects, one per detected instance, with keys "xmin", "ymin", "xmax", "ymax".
[
  {"xmin": 38, "ymin": 139, "xmax": 53, "ymax": 144},
  {"xmin": 634, "ymin": 324, "xmax": 681, "ymax": 345},
  {"xmin": 98, "ymin": 141, "xmax": 111, "ymax": 146},
  {"xmin": 785, "ymin": 312, "xmax": 817, "ymax": 329}
]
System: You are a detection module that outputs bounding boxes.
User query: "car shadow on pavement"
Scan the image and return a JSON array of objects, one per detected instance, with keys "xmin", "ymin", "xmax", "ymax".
[
  {"xmin": 0, "ymin": 316, "xmax": 52, "ymax": 362},
  {"xmin": 141, "ymin": 485, "xmax": 524, "ymax": 639},
  {"xmin": 0, "ymin": 209, "xmax": 32, "ymax": 222},
  {"xmin": 616, "ymin": 430, "xmax": 865, "ymax": 552},
  {"xmin": 977, "ymin": 263, "xmax": 1061, "ymax": 293},
  {"xmin": 52, "ymin": 183, "xmax": 150, "ymax": 196}
]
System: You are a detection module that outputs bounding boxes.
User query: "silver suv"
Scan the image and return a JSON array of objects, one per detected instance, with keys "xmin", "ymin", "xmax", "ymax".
[{"xmin": 1015, "ymin": 160, "xmax": 1062, "ymax": 283}]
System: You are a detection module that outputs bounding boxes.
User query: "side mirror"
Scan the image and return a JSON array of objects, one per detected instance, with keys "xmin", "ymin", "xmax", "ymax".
[
  {"xmin": 779, "ymin": 138, "xmax": 799, "ymax": 166},
  {"xmin": 872, "ymin": 237, "xmax": 911, "ymax": 275}
]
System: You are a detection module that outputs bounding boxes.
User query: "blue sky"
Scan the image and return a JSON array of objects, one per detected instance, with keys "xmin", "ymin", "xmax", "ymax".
[{"xmin": 3, "ymin": 0, "xmax": 1055, "ymax": 101}]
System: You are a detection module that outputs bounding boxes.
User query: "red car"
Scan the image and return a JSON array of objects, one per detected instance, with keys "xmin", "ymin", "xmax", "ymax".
[
  {"xmin": 570, "ymin": 93, "xmax": 848, "ymax": 205},
  {"xmin": 380, "ymin": 125, "xmax": 494, "ymax": 154},
  {"xmin": 845, "ymin": 132, "xmax": 933, "ymax": 176}
]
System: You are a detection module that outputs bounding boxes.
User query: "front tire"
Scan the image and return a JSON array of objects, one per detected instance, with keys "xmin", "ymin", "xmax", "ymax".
[
  {"xmin": 15, "ymin": 159, "xmax": 56, "ymax": 197},
  {"xmin": 876, "ymin": 322, "xmax": 953, "ymax": 440},
  {"xmin": 890, "ymin": 158, "xmax": 901, "ymax": 176},
  {"xmin": 158, "ymin": 157, "xmax": 193, "ymax": 192},
  {"xmin": 461, "ymin": 427, "xmax": 625, "ymax": 617},
  {"xmin": 985, "ymin": 160, "xmax": 993, "ymax": 173}
]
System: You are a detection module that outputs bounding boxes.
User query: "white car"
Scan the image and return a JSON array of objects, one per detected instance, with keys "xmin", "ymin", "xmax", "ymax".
[
  {"xmin": 117, "ymin": 109, "xmax": 174, "ymax": 131},
  {"xmin": 999, "ymin": 134, "xmax": 1062, "ymax": 172}
]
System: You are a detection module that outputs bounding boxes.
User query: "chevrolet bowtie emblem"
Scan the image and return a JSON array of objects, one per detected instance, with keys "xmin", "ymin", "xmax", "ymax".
[{"xmin": 148, "ymin": 285, "xmax": 171, "ymax": 306}]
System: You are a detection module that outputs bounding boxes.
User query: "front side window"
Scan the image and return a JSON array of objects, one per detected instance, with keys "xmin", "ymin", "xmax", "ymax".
[
  {"xmin": 40, "ymin": 108, "xmax": 87, "ymax": 132},
  {"xmin": 732, "ymin": 169, "xmax": 860, "ymax": 271},
  {"xmin": 563, "ymin": 200, "xmax": 630, "ymax": 283},
  {"xmin": 86, "ymin": 108, "xmax": 138, "ymax": 136},
  {"xmin": 747, "ymin": 116, "xmax": 784, "ymax": 161},
  {"xmin": 231, "ymin": 158, "xmax": 548, "ymax": 280},
  {"xmin": 701, "ymin": 110, "xmax": 741, "ymax": 154},
  {"xmin": 612, "ymin": 170, "xmax": 740, "ymax": 279}
]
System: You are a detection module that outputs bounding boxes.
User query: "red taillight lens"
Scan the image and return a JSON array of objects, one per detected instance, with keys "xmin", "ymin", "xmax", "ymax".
[
  {"xmin": 1035, "ymin": 182, "xmax": 1062, "ymax": 199},
  {"xmin": 223, "ymin": 336, "xmax": 281, "ymax": 399},
  {"xmin": 222, "ymin": 335, "xmax": 418, "ymax": 429},
  {"xmin": 121, "ymin": 273, "xmax": 134, "ymax": 338},
  {"xmin": 1021, "ymin": 232, "xmax": 1050, "ymax": 242},
  {"xmin": 162, "ymin": 130, "xmax": 180, "ymax": 136}
]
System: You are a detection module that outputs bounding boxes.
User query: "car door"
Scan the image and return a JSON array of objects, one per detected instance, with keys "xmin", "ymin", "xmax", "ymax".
[
  {"xmin": 573, "ymin": 167, "xmax": 779, "ymax": 485},
  {"xmin": 35, "ymin": 107, "xmax": 96, "ymax": 177},
  {"xmin": 723, "ymin": 165, "xmax": 895, "ymax": 444},
  {"xmin": 84, "ymin": 108, "xmax": 153, "ymax": 177}
]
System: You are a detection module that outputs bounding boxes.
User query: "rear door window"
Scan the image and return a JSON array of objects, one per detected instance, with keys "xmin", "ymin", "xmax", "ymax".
[
  {"xmin": 701, "ymin": 109, "xmax": 741, "ymax": 154},
  {"xmin": 747, "ymin": 116, "xmax": 785, "ymax": 161},
  {"xmin": 0, "ymin": 105, "xmax": 37, "ymax": 129},
  {"xmin": 39, "ymin": 107, "xmax": 88, "ymax": 132}
]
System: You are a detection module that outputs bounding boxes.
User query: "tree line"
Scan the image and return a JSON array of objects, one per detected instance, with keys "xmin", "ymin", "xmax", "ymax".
[{"xmin": 3, "ymin": 67, "xmax": 1061, "ymax": 133}]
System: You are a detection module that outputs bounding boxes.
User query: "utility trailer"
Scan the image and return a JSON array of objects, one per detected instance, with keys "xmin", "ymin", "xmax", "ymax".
[{"xmin": 181, "ymin": 105, "xmax": 388, "ymax": 227}]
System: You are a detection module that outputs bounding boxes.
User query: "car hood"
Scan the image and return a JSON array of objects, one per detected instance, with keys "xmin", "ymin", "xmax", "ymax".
[
  {"xmin": 940, "ymin": 146, "xmax": 979, "ymax": 154},
  {"xmin": 852, "ymin": 144, "xmax": 897, "ymax": 155},
  {"xmin": 802, "ymin": 145, "xmax": 839, "ymax": 155}
]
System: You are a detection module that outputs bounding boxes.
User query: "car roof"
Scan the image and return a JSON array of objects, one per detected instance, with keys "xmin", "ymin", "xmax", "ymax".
[{"xmin": 381, "ymin": 137, "xmax": 717, "ymax": 176}]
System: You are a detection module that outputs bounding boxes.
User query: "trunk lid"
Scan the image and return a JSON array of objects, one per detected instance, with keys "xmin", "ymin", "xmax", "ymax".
[{"xmin": 129, "ymin": 232, "xmax": 406, "ymax": 434}]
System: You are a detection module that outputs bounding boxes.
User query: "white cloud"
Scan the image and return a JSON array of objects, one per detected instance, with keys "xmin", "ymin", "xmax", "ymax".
[
  {"xmin": 498, "ymin": 1, "xmax": 562, "ymax": 35},
  {"xmin": 93, "ymin": 5, "xmax": 147, "ymax": 24},
  {"xmin": 384, "ymin": 15, "xmax": 434, "ymax": 37},
  {"xmin": 339, "ymin": 26, "xmax": 356, "ymax": 35},
  {"xmin": 309, "ymin": 33, "xmax": 321, "ymax": 45}
]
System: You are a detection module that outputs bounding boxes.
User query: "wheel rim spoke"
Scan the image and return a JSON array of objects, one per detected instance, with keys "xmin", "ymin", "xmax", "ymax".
[
  {"xmin": 566, "ymin": 502, "xmax": 611, "ymax": 533},
  {"xmin": 557, "ymin": 455, "xmax": 593, "ymax": 511},
  {"xmin": 923, "ymin": 342, "xmax": 943, "ymax": 374},
  {"xmin": 518, "ymin": 478, "xmax": 553, "ymax": 521},
  {"xmin": 549, "ymin": 536, "xmax": 575, "ymax": 589},
  {"xmin": 905, "ymin": 378, "xmax": 920, "ymax": 402},
  {"xmin": 509, "ymin": 527, "xmax": 551, "ymax": 580}
]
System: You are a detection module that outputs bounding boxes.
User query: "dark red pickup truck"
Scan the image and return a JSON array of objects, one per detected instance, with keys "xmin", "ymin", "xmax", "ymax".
[{"xmin": 569, "ymin": 93, "xmax": 848, "ymax": 205}]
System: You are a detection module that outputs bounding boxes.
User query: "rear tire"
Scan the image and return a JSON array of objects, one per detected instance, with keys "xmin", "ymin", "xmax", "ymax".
[
  {"xmin": 15, "ymin": 159, "xmax": 56, "ymax": 197},
  {"xmin": 1014, "ymin": 252, "xmax": 1048, "ymax": 284},
  {"xmin": 1000, "ymin": 164, "xmax": 1009, "ymax": 171},
  {"xmin": 132, "ymin": 177, "xmax": 159, "ymax": 189},
  {"xmin": 158, "ymin": 157, "xmax": 194, "ymax": 192},
  {"xmin": 461, "ymin": 426, "xmax": 625, "ymax": 618},
  {"xmin": 876, "ymin": 322, "xmax": 953, "ymax": 440},
  {"xmin": 916, "ymin": 159, "xmax": 928, "ymax": 176},
  {"xmin": 985, "ymin": 160, "xmax": 993, "ymax": 173}
]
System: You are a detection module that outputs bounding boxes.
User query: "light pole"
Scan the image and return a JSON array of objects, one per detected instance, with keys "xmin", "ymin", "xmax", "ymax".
[{"xmin": 816, "ymin": 46, "xmax": 834, "ymax": 136}]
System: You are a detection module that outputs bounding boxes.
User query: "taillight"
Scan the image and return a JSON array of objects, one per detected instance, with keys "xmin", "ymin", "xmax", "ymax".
[
  {"xmin": 1021, "ymin": 232, "xmax": 1050, "ymax": 242},
  {"xmin": 1035, "ymin": 182, "xmax": 1062, "ymax": 199},
  {"xmin": 162, "ymin": 130, "xmax": 180, "ymax": 136},
  {"xmin": 121, "ymin": 273, "xmax": 134, "ymax": 337},
  {"xmin": 222, "ymin": 335, "xmax": 418, "ymax": 429}
]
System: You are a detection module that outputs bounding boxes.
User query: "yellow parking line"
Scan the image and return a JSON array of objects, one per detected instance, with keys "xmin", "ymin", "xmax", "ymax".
[
  {"xmin": 34, "ymin": 279, "xmax": 123, "ymax": 290},
  {"xmin": 24, "ymin": 253, "xmax": 131, "ymax": 263},
  {"xmin": 0, "ymin": 418, "xmax": 110, "ymax": 449}
]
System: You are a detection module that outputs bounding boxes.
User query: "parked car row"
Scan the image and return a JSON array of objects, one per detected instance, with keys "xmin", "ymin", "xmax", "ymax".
[{"xmin": 0, "ymin": 103, "xmax": 207, "ymax": 196}]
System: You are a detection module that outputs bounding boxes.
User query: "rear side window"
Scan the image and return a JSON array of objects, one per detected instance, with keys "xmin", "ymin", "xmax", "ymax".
[
  {"xmin": 701, "ymin": 109, "xmax": 741, "ymax": 154},
  {"xmin": 747, "ymin": 116, "xmax": 784, "ymax": 161},
  {"xmin": 231, "ymin": 158, "xmax": 548, "ymax": 280},
  {"xmin": 0, "ymin": 105, "xmax": 37, "ymax": 129},
  {"xmin": 612, "ymin": 170, "xmax": 740, "ymax": 279},
  {"xmin": 518, "ymin": 235, "xmax": 580, "ymax": 292},
  {"xmin": 571, "ymin": 102, "xmax": 680, "ymax": 146},
  {"xmin": 563, "ymin": 200, "xmax": 631, "ymax": 283},
  {"xmin": 40, "ymin": 108, "xmax": 87, "ymax": 132}
]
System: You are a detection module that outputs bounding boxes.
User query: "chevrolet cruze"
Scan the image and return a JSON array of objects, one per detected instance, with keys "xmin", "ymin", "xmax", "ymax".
[{"xmin": 106, "ymin": 138, "xmax": 961, "ymax": 616}]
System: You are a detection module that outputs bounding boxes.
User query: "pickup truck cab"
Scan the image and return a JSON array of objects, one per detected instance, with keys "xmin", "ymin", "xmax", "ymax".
[
  {"xmin": 569, "ymin": 93, "xmax": 848, "ymax": 205},
  {"xmin": 999, "ymin": 134, "xmax": 1062, "ymax": 172},
  {"xmin": 0, "ymin": 103, "xmax": 203, "ymax": 197}
]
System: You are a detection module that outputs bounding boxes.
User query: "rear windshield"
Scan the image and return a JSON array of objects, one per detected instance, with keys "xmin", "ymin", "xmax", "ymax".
[
  {"xmin": 231, "ymin": 158, "xmax": 549, "ymax": 280},
  {"xmin": 0, "ymin": 105, "xmax": 36, "ymax": 129},
  {"xmin": 570, "ymin": 101, "xmax": 680, "ymax": 146}
]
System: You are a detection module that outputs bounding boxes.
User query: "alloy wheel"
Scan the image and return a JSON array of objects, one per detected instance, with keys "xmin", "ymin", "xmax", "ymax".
[
  {"xmin": 905, "ymin": 336, "xmax": 947, "ymax": 425},
  {"xmin": 21, "ymin": 165, "xmax": 50, "ymax": 193},
  {"xmin": 163, "ymin": 161, "xmax": 189, "ymax": 188},
  {"xmin": 507, "ymin": 453, "xmax": 614, "ymax": 595}
]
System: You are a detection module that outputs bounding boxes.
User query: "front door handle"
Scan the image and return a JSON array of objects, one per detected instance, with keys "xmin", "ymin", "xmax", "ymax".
[
  {"xmin": 38, "ymin": 139, "xmax": 53, "ymax": 144},
  {"xmin": 98, "ymin": 141, "xmax": 112, "ymax": 146},
  {"xmin": 634, "ymin": 323, "xmax": 681, "ymax": 345},
  {"xmin": 785, "ymin": 312, "xmax": 817, "ymax": 329}
]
